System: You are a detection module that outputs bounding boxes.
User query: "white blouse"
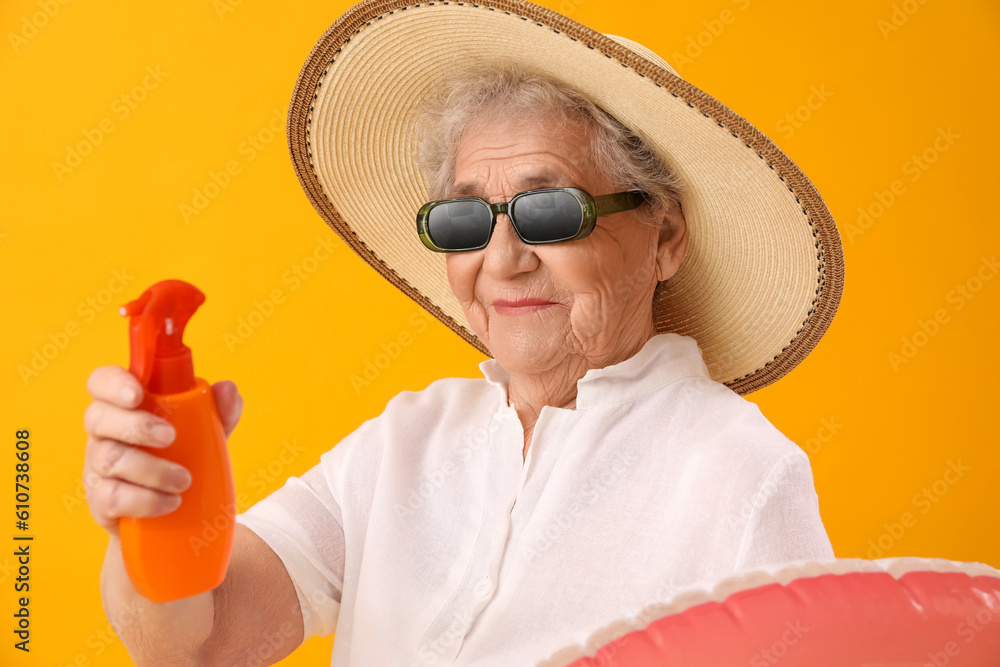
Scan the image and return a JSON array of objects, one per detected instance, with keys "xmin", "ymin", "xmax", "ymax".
[{"xmin": 235, "ymin": 332, "xmax": 834, "ymax": 666}]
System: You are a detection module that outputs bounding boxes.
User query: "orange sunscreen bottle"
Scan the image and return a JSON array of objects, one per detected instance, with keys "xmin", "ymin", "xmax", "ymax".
[{"xmin": 117, "ymin": 279, "xmax": 236, "ymax": 603}]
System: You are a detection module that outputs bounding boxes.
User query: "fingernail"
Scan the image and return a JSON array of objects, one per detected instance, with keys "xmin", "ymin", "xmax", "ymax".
[
  {"xmin": 120, "ymin": 386, "xmax": 137, "ymax": 403},
  {"xmin": 171, "ymin": 467, "xmax": 192, "ymax": 492},
  {"xmin": 152, "ymin": 422, "xmax": 176, "ymax": 444}
]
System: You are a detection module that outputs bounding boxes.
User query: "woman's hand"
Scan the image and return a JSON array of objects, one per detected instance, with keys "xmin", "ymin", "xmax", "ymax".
[{"xmin": 82, "ymin": 366, "xmax": 243, "ymax": 537}]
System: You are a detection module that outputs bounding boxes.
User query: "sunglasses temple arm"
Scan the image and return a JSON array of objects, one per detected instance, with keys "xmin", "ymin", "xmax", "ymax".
[{"xmin": 593, "ymin": 191, "xmax": 648, "ymax": 216}]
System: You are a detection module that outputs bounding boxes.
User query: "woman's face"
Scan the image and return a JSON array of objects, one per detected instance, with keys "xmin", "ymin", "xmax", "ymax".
[{"xmin": 444, "ymin": 111, "xmax": 688, "ymax": 378}]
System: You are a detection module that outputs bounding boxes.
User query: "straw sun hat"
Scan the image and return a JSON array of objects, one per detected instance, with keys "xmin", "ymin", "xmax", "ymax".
[{"xmin": 286, "ymin": 0, "xmax": 844, "ymax": 394}]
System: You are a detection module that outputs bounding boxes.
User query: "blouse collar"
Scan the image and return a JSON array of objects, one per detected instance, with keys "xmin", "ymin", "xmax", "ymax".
[{"xmin": 477, "ymin": 332, "xmax": 713, "ymax": 409}]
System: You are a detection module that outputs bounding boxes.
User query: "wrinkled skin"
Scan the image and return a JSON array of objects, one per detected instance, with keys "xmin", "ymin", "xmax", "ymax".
[{"xmin": 444, "ymin": 112, "xmax": 689, "ymax": 460}]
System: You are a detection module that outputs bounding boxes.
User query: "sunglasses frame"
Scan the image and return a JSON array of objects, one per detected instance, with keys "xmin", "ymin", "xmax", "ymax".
[{"xmin": 416, "ymin": 187, "xmax": 648, "ymax": 253}]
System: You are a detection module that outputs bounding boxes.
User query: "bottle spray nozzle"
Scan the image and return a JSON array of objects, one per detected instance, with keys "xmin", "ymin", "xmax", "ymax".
[{"xmin": 120, "ymin": 279, "xmax": 206, "ymax": 394}]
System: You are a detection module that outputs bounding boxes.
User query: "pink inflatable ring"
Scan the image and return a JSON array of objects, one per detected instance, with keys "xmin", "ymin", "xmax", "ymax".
[{"xmin": 540, "ymin": 557, "xmax": 1000, "ymax": 667}]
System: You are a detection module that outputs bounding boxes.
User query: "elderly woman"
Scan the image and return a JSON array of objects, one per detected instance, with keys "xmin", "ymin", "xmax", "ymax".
[{"xmin": 85, "ymin": 1, "xmax": 844, "ymax": 666}]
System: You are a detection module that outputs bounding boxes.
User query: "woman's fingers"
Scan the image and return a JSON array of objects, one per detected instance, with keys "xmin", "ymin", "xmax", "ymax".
[
  {"xmin": 211, "ymin": 380, "xmax": 243, "ymax": 440},
  {"xmin": 87, "ymin": 365, "xmax": 144, "ymax": 409},
  {"xmin": 87, "ymin": 474, "xmax": 184, "ymax": 527},
  {"xmin": 84, "ymin": 436, "xmax": 192, "ymax": 532},
  {"xmin": 87, "ymin": 436, "xmax": 192, "ymax": 494},
  {"xmin": 85, "ymin": 364, "xmax": 176, "ymax": 449},
  {"xmin": 84, "ymin": 400, "xmax": 176, "ymax": 448},
  {"xmin": 82, "ymin": 365, "xmax": 241, "ymax": 538},
  {"xmin": 84, "ymin": 365, "xmax": 181, "ymax": 536}
]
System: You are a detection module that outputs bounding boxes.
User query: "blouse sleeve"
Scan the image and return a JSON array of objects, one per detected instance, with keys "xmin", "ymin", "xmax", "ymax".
[
  {"xmin": 234, "ymin": 438, "xmax": 352, "ymax": 641},
  {"xmin": 732, "ymin": 450, "xmax": 835, "ymax": 571}
]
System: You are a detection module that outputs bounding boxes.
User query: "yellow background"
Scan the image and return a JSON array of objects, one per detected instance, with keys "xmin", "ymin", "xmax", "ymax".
[{"xmin": 1, "ymin": 0, "xmax": 998, "ymax": 663}]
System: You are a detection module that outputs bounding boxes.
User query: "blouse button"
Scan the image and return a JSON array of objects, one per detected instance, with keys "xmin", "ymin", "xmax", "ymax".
[{"xmin": 473, "ymin": 577, "xmax": 491, "ymax": 597}]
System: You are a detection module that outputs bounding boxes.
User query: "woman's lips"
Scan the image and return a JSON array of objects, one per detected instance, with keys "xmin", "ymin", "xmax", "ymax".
[{"xmin": 492, "ymin": 298, "xmax": 557, "ymax": 316}]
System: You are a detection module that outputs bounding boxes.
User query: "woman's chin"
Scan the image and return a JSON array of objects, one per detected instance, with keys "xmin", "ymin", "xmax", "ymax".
[{"xmin": 487, "ymin": 332, "xmax": 569, "ymax": 376}]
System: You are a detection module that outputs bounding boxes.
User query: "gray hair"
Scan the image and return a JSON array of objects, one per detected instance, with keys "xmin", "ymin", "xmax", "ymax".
[{"xmin": 411, "ymin": 64, "xmax": 683, "ymax": 230}]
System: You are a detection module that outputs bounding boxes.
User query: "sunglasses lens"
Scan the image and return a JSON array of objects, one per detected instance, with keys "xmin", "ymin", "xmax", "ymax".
[
  {"xmin": 511, "ymin": 191, "xmax": 584, "ymax": 242},
  {"xmin": 426, "ymin": 200, "xmax": 492, "ymax": 250}
]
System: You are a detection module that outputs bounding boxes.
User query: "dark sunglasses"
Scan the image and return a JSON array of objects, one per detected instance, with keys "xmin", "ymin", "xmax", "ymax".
[{"xmin": 415, "ymin": 187, "xmax": 648, "ymax": 253}]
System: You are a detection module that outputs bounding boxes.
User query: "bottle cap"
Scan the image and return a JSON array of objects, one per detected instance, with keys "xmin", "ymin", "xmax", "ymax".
[{"xmin": 120, "ymin": 280, "xmax": 205, "ymax": 394}]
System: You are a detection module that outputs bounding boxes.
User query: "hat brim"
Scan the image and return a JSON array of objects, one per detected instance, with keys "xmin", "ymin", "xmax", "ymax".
[{"xmin": 287, "ymin": 0, "xmax": 844, "ymax": 394}]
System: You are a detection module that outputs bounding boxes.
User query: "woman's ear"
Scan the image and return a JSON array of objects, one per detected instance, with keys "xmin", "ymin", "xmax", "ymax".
[{"xmin": 654, "ymin": 204, "xmax": 688, "ymax": 282}]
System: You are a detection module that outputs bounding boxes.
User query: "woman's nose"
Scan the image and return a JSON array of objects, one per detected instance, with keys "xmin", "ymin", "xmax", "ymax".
[{"xmin": 481, "ymin": 212, "xmax": 539, "ymax": 279}]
